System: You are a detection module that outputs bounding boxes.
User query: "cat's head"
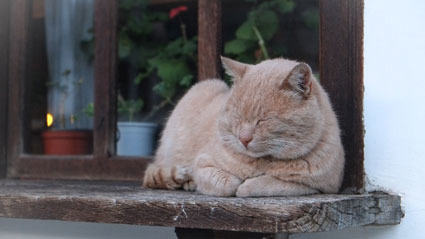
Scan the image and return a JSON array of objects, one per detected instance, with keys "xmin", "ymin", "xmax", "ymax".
[{"xmin": 218, "ymin": 57, "xmax": 324, "ymax": 159}]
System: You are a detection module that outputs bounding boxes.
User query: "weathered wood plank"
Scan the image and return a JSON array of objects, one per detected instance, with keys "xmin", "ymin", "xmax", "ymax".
[
  {"xmin": 0, "ymin": 180, "xmax": 402, "ymax": 234},
  {"xmin": 0, "ymin": 0, "xmax": 10, "ymax": 178},
  {"xmin": 198, "ymin": 0, "xmax": 222, "ymax": 80},
  {"xmin": 319, "ymin": 0, "xmax": 365, "ymax": 191},
  {"xmin": 8, "ymin": 155, "xmax": 150, "ymax": 181},
  {"xmin": 94, "ymin": 0, "xmax": 118, "ymax": 158}
]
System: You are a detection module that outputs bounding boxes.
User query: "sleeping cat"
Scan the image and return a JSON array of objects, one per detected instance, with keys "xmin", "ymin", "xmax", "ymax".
[{"xmin": 143, "ymin": 57, "xmax": 344, "ymax": 197}]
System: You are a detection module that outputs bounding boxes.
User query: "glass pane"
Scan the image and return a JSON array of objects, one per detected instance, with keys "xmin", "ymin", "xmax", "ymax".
[
  {"xmin": 223, "ymin": 0, "xmax": 319, "ymax": 74},
  {"xmin": 26, "ymin": 0, "xmax": 94, "ymax": 155},
  {"xmin": 115, "ymin": 0, "xmax": 198, "ymax": 157}
]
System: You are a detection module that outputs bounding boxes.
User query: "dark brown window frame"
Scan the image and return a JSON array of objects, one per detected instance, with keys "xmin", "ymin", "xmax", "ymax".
[{"xmin": 1, "ymin": 0, "xmax": 364, "ymax": 191}]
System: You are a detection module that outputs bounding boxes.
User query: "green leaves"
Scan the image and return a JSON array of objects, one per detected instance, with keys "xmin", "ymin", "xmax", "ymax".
[
  {"xmin": 182, "ymin": 37, "xmax": 197, "ymax": 55},
  {"xmin": 118, "ymin": 98, "xmax": 144, "ymax": 122},
  {"xmin": 225, "ymin": 39, "xmax": 255, "ymax": 55},
  {"xmin": 149, "ymin": 58, "xmax": 191, "ymax": 100},
  {"xmin": 127, "ymin": 15, "xmax": 152, "ymax": 36},
  {"xmin": 180, "ymin": 75, "xmax": 193, "ymax": 87},
  {"xmin": 224, "ymin": 0, "xmax": 295, "ymax": 63},
  {"xmin": 62, "ymin": 69, "xmax": 71, "ymax": 76},
  {"xmin": 143, "ymin": 36, "xmax": 196, "ymax": 101},
  {"xmin": 275, "ymin": 0, "xmax": 295, "ymax": 14},
  {"xmin": 118, "ymin": 33, "xmax": 133, "ymax": 59},
  {"xmin": 235, "ymin": 21, "xmax": 256, "ymax": 41},
  {"xmin": 254, "ymin": 10, "xmax": 279, "ymax": 41},
  {"xmin": 235, "ymin": 10, "xmax": 278, "ymax": 41},
  {"xmin": 83, "ymin": 103, "xmax": 94, "ymax": 118}
]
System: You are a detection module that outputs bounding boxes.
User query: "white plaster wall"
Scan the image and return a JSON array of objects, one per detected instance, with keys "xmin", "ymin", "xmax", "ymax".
[{"xmin": 1, "ymin": 1, "xmax": 424, "ymax": 238}]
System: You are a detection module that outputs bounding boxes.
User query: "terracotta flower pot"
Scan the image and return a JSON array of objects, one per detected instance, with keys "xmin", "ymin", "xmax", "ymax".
[{"xmin": 42, "ymin": 130, "xmax": 93, "ymax": 155}]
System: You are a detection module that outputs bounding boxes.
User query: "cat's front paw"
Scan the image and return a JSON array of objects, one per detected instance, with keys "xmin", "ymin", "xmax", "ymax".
[
  {"xmin": 195, "ymin": 169, "xmax": 242, "ymax": 197},
  {"xmin": 183, "ymin": 180, "xmax": 197, "ymax": 191},
  {"xmin": 236, "ymin": 178, "xmax": 256, "ymax": 197},
  {"xmin": 143, "ymin": 165, "xmax": 192, "ymax": 189},
  {"xmin": 236, "ymin": 176, "xmax": 270, "ymax": 197},
  {"xmin": 174, "ymin": 166, "xmax": 192, "ymax": 184}
]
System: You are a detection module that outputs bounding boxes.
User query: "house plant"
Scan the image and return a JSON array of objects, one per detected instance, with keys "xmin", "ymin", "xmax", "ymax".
[
  {"xmin": 117, "ymin": 1, "xmax": 196, "ymax": 156},
  {"xmin": 41, "ymin": 0, "xmax": 94, "ymax": 155},
  {"xmin": 42, "ymin": 69, "xmax": 93, "ymax": 155},
  {"xmin": 81, "ymin": 0, "xmax": 197, "ymax": 156},
  {"xmin": 116, "ymin": 96, "xmax": 159, "ymax": 156}
]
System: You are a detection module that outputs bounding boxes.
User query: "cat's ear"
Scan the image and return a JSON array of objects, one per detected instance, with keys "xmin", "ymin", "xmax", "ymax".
[
  {"xmin": 221, "ymin": 56, "xmax": 249, "ymax": 83},
  {"xmin": 281, "ymin": 63, "xmax": 313, "ymax": 97}
]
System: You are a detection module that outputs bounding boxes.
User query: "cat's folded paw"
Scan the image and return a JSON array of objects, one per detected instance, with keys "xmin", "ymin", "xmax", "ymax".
[
  {"xmin": 196, "ymin": 170, "xmax": 242, "ymax": 197},
  {"xmin": 143, "ymin": 165, "xmax": 192, "ymax": 189},
  {"xmin": 174, "ymin": 166, "xmax": 192, "ymax": 184},
  {"xmin": 236, "ymin": 177, "xmax": 264, "ymax": 197},
  {"xmin": 236, "ymin": 181, "xmax": 253, "ymax": 197},
  {"xmin": 220, "ymin": 176, "xmax": 243, "ymax": 196},
  {"xmin": 182, "ymin": 180, "xmax": 197, "ymax": 191}
]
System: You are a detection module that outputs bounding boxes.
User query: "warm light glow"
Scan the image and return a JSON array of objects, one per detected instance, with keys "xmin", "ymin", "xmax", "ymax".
[{"xmin": 46, "ymin": 113, "xmax": 54, "ymax": 127}]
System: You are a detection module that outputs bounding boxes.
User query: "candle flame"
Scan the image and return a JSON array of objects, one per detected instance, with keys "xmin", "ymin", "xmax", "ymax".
[{"xmin": 46, "ymin": 113, "xmax": 53, "ymax": 127}]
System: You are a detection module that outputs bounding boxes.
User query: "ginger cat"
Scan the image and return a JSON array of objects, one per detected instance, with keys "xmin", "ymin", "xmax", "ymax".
[{"xmin": 143, "ymin": 57, "xmax": 344, "ymax": 197}]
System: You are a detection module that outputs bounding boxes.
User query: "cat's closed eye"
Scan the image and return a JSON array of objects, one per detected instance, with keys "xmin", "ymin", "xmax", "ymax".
[{"xmin": 256, "ymin": 118, "xmax": 271, "ymax": 126}]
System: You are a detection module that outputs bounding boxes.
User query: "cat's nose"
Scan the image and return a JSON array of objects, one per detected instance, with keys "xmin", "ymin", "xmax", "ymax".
[{"xmin": 239, "ymin": 134, "xmax": 253, "ymax": 148}]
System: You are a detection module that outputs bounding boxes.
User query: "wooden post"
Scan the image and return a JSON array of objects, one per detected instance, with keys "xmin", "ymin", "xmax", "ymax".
[
  {"xmin": 319, "ymin": 0, "xmax": 364, "ymax": 192},
  {"xmin": 0, "ymin": 0, "xmax": 10, "ymax": 178},
  {"xmin": 198, "ymin": 0, "xmax": 222, "ymax": 81},
  {"xmin": 94, "ymin": 0, "xmax": 118, "ymax": 159},
  {"xmin": 7, "ymin": 0, "xmax": 31, "ymax": 177}
]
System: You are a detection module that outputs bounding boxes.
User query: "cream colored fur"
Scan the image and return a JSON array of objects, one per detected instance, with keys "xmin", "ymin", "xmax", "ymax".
[{"xmin": 143, "ymin": 57, "xmax": 344, "ymax": 197}]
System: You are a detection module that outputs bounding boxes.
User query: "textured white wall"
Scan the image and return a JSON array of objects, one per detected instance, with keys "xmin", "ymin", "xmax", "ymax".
[{"xmin": 1, "ymin": 1, "xmax": 424, "ymax": 238}]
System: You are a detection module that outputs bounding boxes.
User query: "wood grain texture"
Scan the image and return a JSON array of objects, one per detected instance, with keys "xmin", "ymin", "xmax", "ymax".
[
  {"xmin": 0, "ymin": 180, "xmax": 402, "ymax": 234},
  {"xmin": 8, "ymin": 155, "xmax": 151, "ymax": 181},
  {"xmin": 0, "ymin": 0, "xmax": 10, "ymax": 178},
  {"xmin": 198, "ymin": 0, "xmax": 222, "ymax": 80},
  {"xmin": 7, "ymin": 0, "xmax": 31, "ymax": 177},
  {"xmin": 94, "ymin": 0, "xmax": 118, "ymax": 158},
  {"xmin": 319, "ymin": 0, "xmax": 365, "ymax": 191}
]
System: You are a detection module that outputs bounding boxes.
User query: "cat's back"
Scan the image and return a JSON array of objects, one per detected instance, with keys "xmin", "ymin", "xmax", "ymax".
[{"xmin": 155, "ymin": 79, "xmax": 229, "ymax": 165}]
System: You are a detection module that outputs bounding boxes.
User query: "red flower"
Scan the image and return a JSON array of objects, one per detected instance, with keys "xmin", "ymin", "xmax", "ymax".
[{"xmin": 169, "ymin": 6, "xmax": 188, "ymax": 19}]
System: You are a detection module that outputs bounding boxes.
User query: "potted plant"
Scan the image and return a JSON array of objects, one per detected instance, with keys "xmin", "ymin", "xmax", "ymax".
[
  {"xmin": 81, "ymin": 1, "xmax": 197, "ymax": 156},
  {"xmin": 42, "ymin": 69, "xmax": 93, "ymax": 155},
  {"xmin": 115, "ymin": 2, "xmax": 196, "ymax": 156},
  {"xmin": 116, "ymin": 96, "xmax": 159, "ymax": 156}
]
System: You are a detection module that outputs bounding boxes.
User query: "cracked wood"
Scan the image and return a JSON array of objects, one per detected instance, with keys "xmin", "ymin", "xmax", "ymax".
[{"xmin": 0, "ymin": 180, "xmax": 402, "ymax": 233}]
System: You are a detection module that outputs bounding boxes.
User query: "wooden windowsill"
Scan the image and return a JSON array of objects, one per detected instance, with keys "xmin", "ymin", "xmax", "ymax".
[{"xmin": 0, "ymin": 180, "xmax": 402, "ymax": 234}]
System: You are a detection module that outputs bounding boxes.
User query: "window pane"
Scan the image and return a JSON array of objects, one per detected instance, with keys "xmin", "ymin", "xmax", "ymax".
[
  {"xmin": 115, "ymin": 0, "xmax": 198, "ymax": 157},
  {"xmin": 26, "ymin": 0, "xmax": 94, "ymax": 155},
  {"xmin": 223, "ymin": 0, "xmax": 319, "ymax": 74}
]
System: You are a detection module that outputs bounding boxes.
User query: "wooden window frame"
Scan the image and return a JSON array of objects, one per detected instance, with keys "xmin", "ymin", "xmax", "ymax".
[{"xmin": 1, "ymin": 0, "xmax": 364, "ymax": 192}]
